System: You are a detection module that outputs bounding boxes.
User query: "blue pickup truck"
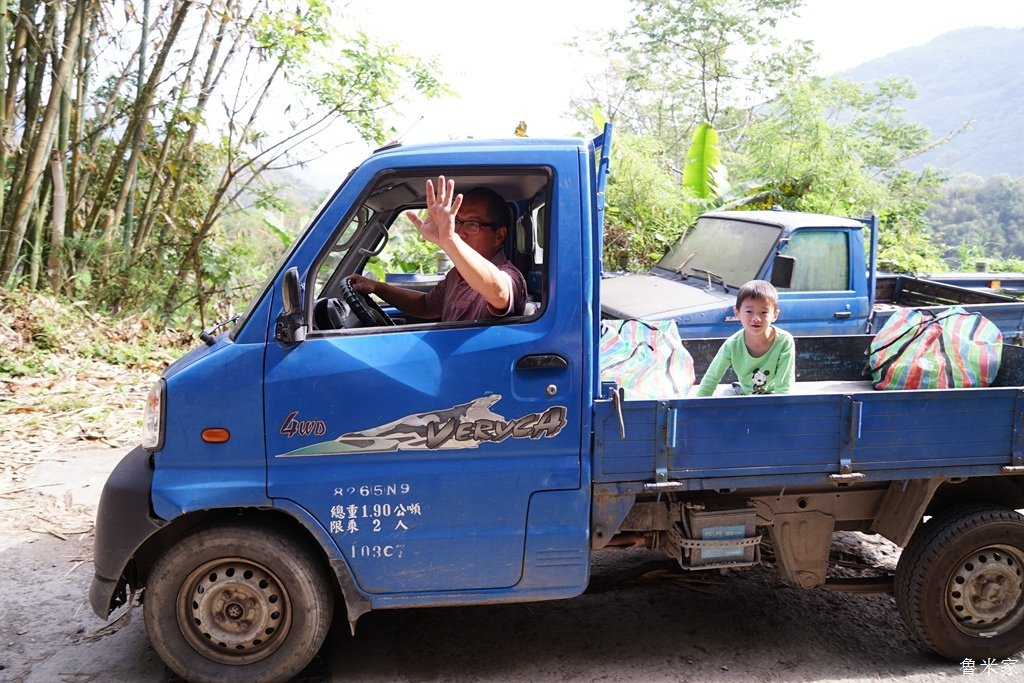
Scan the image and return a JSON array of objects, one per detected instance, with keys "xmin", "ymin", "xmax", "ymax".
[
  {"xmin": 91, "ymin": 126, "xmax": 1024, "ymax": 683},
  {"xmin": 601, "ymin": 209, "xmax": 1024, "ymax": 342}
]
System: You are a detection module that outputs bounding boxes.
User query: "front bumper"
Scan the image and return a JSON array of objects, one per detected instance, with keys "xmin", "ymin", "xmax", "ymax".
[{"xmin": 89, "ymin": 446, "xmax": 165, "ymax": 618}]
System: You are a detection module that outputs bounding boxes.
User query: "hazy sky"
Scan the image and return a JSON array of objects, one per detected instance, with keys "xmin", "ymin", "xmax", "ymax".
[
  {"xmin": 786, "ymin": 0, "xmax": 1024, "ymax": 71},
  {"xmin": 313, "ymin": 0, "xmax": 1024, "ymax": 180}
]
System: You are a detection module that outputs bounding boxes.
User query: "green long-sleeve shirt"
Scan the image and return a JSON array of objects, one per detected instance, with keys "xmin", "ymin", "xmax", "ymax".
[{"xmin": 696, "ymin": 328, "xmax": 795, "ymax": 397}]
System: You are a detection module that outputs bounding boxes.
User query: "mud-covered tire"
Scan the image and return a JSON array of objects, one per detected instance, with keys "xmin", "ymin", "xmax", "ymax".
[
  {"xmin": 895, "ymin": 505, "xmax": 1024, "ymax": 660},
  {"xmin": 143, "ymin": 523, "xmax": 334, "ymax": 683}
]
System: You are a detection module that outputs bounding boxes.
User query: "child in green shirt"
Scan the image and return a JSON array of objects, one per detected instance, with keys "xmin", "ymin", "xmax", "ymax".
[{"xmin": 696, "ymin": 280, "xmax": 795, "ymax": 397}]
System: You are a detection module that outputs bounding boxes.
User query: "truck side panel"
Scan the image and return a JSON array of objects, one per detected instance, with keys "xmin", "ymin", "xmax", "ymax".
[
  {"xmin": 594, "ymin": 342, "xmax": 1024, "ymax": 488},
  {"xmin": 853, "ymin": 389, "xmax": 1024, "ymax": 470},
  {"xmin": 594, "ymin": 395, "xmax": 842, "ymax": 482}
]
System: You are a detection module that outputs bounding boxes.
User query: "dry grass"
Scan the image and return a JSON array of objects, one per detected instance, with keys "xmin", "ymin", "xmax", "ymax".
[
  {"xmin": 0, "ymin": 288, "xmax": 190, "ymax": 457},
  {"xmin": 0, "ymin": 289, "xmax": 193, "ymax": 536}
]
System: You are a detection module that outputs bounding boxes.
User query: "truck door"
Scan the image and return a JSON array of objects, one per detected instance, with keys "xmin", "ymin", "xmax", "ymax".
[
  {"xmin": 263, "ymin": 161, "xmax": 592, "ymax": 598},
  {"xmin": 775, "ymin": 228, "xmax": 869, "ymax": 335}
]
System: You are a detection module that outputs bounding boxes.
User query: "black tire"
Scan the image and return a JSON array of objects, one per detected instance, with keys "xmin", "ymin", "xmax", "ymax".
[
  {"xmin": 143, "ymin": 523, "xmax": 334, "ymax": 683},
  {"xmin": 895, "ymin": 504, "xmax": 1024, "ymax": 660}
]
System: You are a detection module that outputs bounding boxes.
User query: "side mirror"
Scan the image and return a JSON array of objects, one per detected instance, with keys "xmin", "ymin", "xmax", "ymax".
[
  {"xmin": 770, "ymin": 254, "xmax": 795, "ymax": 289},
  {"xmin": 275, "ymin": 267, "xmax": 307, "ymax": 345}
]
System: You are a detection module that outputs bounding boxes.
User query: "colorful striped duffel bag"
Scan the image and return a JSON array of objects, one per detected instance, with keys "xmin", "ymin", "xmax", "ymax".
[{"xmin": 868, "ymin": 306, "xmax": 1002, "ymax": 390}]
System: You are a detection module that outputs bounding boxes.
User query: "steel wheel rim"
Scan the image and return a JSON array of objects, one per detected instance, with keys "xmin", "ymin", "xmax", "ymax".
[
  {"xmin": 175, "ymin": 557, "xmax": 292, "ymax": 665},
  {"xmin": 946, "ymin": 544, "xmax": 1024, "ymax": 637}
]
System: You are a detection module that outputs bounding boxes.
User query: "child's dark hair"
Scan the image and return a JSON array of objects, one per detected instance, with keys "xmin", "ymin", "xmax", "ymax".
[{"xmin": 735, "ymin": 280, "xmax": 779, "ymax": 309}]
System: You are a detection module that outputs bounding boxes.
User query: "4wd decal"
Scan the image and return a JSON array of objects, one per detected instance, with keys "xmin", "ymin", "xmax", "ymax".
[
  {"xmin": 279, "ymin": 411, "xmax": 327, "ymax": 437},
  {"xmin": 277, "ymin": 395, "xmax": 567, "ymax": 457}
]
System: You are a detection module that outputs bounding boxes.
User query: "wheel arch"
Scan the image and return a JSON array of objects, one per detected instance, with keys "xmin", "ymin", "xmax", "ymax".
[
  {"xmin": 926, "ymin": 476, "xmax": 1024, "ymax": 518},
  {"xmin": 104, "ymin": 505, "xmax": 371, "ymax": 629}
]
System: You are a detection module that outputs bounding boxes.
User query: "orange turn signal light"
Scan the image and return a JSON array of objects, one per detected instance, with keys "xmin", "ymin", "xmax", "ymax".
[{"xmin": 201, "ymin": 428, "xmax": 231, "ymax": 443}]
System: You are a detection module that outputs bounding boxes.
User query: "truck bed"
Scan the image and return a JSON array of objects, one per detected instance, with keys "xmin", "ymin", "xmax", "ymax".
[
  {"xmin": 593, "ymin": 335, "xmax": 1024, "ymax": 490},
  {"xmin": 875, "ymin": 274, "xmax": 1017, "ymax": 307}
]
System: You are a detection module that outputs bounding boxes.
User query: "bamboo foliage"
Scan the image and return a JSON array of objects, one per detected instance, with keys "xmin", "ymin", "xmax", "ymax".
[
  {"xmin": 0, "ymin": 0, "xmax": 7, "ymax": 237},
  {"xmin": 81, "ymin": 0, "xmax": 192, "ymax": 248},
  {"xmin": 1, "ymin": 0, "xmax": 86, "ymax": 284},
  {"xmin": 0, "ymin": 0, "xmax": 447, "ymax": 324}
]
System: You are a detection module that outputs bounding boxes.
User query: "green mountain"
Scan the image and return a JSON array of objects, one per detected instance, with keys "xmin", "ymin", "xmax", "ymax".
[{"xmin": 841, "ymin": 27, "xmax": 1024, "ymax": 177}]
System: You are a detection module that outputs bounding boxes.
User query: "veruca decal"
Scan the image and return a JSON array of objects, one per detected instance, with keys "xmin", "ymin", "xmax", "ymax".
[{"xmin": 277, "ymin": 395, "xmax": 567, "ymax": 457}]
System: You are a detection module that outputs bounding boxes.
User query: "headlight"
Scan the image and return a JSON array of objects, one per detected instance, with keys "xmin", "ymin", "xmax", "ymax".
[{"xmin": 141, "ymin": 379, "xmax": 166, "ymax": 450}]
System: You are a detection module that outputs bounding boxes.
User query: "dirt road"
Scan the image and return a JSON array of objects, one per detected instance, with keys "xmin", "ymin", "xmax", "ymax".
[{"xmin": 0, "ymin": 448, "xmax": 993, "ymax": 683}]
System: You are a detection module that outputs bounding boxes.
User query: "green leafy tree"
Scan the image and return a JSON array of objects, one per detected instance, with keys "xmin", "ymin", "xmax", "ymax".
[
  {"xmin": 571, "ymin": 0, "xmax": 819, "ymax": 273},
  {"xmin": 0, "ymin": 0, "xmax": 448, "ymax": 329},
  {"xmin": 927, "ymin": 174, "xmax": 1024, "ymax": 268},
  {"xmin": 573, "ymin": 0, "xmax": 954, "ymax": 274},
  {"xmin": 603, "ymin": 133, "xmax": 699, "ymax": 272},
  {"xmin": 571, "ymin": 0, "xmax": 814, "ymax": 171},
  {"xmin": 728, "ymin": 77, "xmax": 948, "ymax": 271}
]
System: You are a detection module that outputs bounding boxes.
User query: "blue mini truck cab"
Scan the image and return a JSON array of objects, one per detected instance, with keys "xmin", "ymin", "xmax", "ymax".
[{"xmin": 91, "ymin": 125, "xmax": 1024, "ymax": 683}]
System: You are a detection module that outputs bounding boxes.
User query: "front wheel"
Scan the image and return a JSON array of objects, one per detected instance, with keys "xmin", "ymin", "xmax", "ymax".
[
  {"xmin": 895, "ymin": 505, "xmax": 1024, "ymax": 660},
  {"xmin": 144, "ymin": 523, "xmax": 334, "ymax": 683}
]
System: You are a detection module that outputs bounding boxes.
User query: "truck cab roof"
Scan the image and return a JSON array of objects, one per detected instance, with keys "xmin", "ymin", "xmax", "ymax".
[{"xmin": 698, "ymin": 209, "xmax": 868, "ymax": 235}]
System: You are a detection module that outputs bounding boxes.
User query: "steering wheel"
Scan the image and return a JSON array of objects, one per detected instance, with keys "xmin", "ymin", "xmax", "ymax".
[
  {"xmin": 340, "ymin": 278, "xmax": 395, "ymax": 327},
  {"xmin": 312, "ymin": 297, "xmax": 351, "ymax": 330}
]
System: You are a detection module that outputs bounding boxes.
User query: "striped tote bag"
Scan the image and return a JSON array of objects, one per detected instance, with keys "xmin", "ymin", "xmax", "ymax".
[
  {"xmin": 599, "ymin": 319, "xmax": 695, "ymax": 399},
  {"xmin": 868, "ymin": 306, "xmax": 1002, "ymax": 390}
]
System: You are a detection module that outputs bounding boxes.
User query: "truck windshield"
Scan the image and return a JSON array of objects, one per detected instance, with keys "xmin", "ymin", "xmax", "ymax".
[{"xmin": 655, "ymin": 217, "xmax": 781, "ymax": 288}]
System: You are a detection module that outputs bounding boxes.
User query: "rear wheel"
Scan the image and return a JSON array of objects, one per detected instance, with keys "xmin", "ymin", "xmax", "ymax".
[
  {"xmin": 144, "ymin": 523, "xmax": 334, "ymax": 683},
  {"xmin": 895, "ymin": 505, "xmax": 1024, "ymax": 660}
]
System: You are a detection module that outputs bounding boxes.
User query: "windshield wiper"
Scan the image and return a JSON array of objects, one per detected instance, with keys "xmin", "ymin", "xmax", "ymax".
[
  {"xmin": 672, "ymin": 252, "xmax": 697, "ymax": 277},
  {"xmin": 688, "ymin": 267, "xmax": 727, "ymax": 291},
  {"xmin": 199, "ymin": 315, "xmax": 240, "ymax": 346}
]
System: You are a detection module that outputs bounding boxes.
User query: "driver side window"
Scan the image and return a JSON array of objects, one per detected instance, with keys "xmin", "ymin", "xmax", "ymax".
[{"xmin": 309, "ymin": 171, "xmax": 549, "ymax": 333}]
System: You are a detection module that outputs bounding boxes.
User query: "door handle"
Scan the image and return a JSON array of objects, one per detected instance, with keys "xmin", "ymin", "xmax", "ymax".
[
  {"xmin": 516, "ymin": 353, "xmax": 568, "ymax": 370},
  {"xmin": 834, "ymin": 311, "xmax": 852, "ymax": 319}
]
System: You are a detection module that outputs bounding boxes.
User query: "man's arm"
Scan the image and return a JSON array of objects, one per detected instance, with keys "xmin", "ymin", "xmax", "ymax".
[{"xmin": 437, "ymin": 235, "xmax": 514, "ymax": 313}]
